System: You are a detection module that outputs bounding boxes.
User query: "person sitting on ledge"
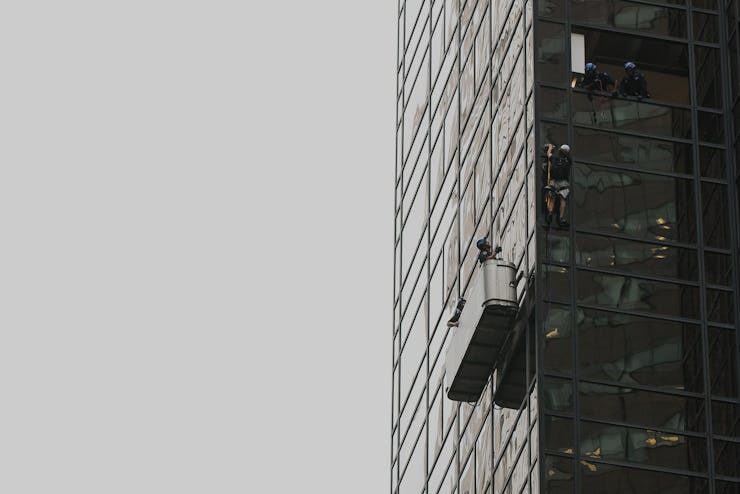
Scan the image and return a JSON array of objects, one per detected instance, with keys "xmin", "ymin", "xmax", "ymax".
[
  {"xmin": 617, "ymin": 61, "xmax": 649, "ymax": 99},
  {"xmin": 576, "ymin": 62, "xmax": 614, "ymax": 93}
]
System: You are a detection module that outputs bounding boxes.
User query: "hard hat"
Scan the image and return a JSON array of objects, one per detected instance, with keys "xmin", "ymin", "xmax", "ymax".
[
  {"xmin": 624, "ymin": 61, "xmax": 636, "ymax": 71},
  {"xmin": 585, "ymin": 62, "xmax": 596, "ymax": 72},
  {"xmin": 559, "ymin": 144, "xmax": 571, "ymax": 154},
  {"xmin": 476, "ymin": 237, "xmax": 488, "ymax": 249}
]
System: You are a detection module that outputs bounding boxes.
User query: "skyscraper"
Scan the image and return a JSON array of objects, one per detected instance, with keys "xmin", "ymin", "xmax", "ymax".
[{"xmin": 393, "ymin": 0, "xmax": 740, "ymax": 492}]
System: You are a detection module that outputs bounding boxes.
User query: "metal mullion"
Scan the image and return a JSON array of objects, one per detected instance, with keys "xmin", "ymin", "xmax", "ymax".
[
  {"xmin": 576, "ymin": 416, "xmax": 710, "ymax": 439},
  {"xmin": 569, "ymin": 20, "xmax": 690, "ymax": 44},
  {"xmin": 426, "ymin": 0, "xmax": 433, "ymax": 487},
  {"xmin": 566, "ymin": 456, "xmax": 710, "ymax": 480},
  {"xmin": 571, "ymin": 263, "xmax": 703, "ymax": 287},
  {"xmin": 397, "ymin": 0, "xmax": 407, "ymax": 489},
  {"xmin": 574, "ymin": 225, "xmax": 700, "ymax": 251},
  {"xmin": 570, "ymin": 86, "xmax": 694, "ymax": 111},
  {"xmin": 404, "ymin": 0, "xmax": 429, "ymax": 55},
  {"xmin": 572, "ymin": 301, "xmax": 706, "ymax": 326},
  {"xmin": 573, "ymin": 157, "xmax": 695, "ymax": 181},
  {"xmin": 570, "ymin": 121, "xmax": 696, "ymax": 145}
]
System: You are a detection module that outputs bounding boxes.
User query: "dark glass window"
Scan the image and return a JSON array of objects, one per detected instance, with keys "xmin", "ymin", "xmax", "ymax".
[
  {"xmin": 543, "ymin": 264, "xmax": 572, "ymax": 302},
  {"xmin": 544, "ymin": 303, "xmax": 574, "ymax": 373},
  {"xmin": 693, "ymin": 12, "xmax": 719, "ymax": 42},
  {"xmin": 714, "ymin": 440, "xmax": 740, "ymax": 477},
  {"xmin": 581, "ymin": 463, "xmax": 709, "ymax": 494},
  {"xmin": 708, "ymin": 327, "xmax": 739, "ymax": 397},
  {"xmin": 580, "ymin": 420, "xmax": 708, "ymax": 472},
  {"xmin": 545, "ymin": 415, "xmax": 575, "ymax": 453},
  {"xmin": 578, "ymin": 307, "xmax": 704, "ymax": 392},
  {"xmin": 545, "ymin": 228, "xmax": 571, "ymax": 264},
  {"xmin": 539, "ymin": 86, "xmax": 568, "ymax": 121},
  {"xmin": 691, "ymin": 0, "xmax": 717, "ymax": 9},
  {"xmin": 576, "ymin": 270, "xmax": 701, "ymax": 319},
  {"xmin": 697, "ymin": 111, "xmax": 724, "ymax": 143},
  {"xmin": 573, "ymin": 164, "xmax": 697, "ymax": 244},
  {"xmin": 699, "ymin": 146, "xmax": 726, "ymax": 179},
  {"xmin": 540, "ymin": 122, "xmax": 568, "ymax": 150},
  {"xmin": 715, "ymin": 480, "xmax": 740, "ymax": 494},
  {"xmin": 704, "ymin": 251, "xmax": 733, "ymax": 286},
  {"xmin": 544, "ymin": 455, "xmax": 574, "ymax": 493},
  {"xmin": 537, "ymin": 22, "xmax": 567, "ymax": 85},
  {"xmin": 572, "ymin": 92, "xmax": 692, "ymax": 140},
  {"xmin": 575, "ymin": 233, "xmax": 699, "ymax": 281},
  {"xmin": 712, "ymin": 401, "xmax": 740, "ymax": 438},
  {"xmin": 706, "ymin": 289, "xmax": 735, "ymax": 324},
  {"xmin": 579, "ymin": 382, "xmax": 707, "ymax": 432},
  {"xmin": 539, "ymin": 0, "xmax": 565, "ymax": 21},
  {"xmin": 695, "ymin": 46, "xmax": 723, "ymax": 108},
  {"xmin": 702, "ymin": 182, "xmax": 731, "ymax": 249},
  {"xmin": 573, "ymin": 128, "xmax": 693, "ymax": 174},
  {"xmin": 572, "ymin": 1, "xmax": 688, "ymax": 38},
  {"xmin": 543, "ymin": 376, "xmax": 574, "ymax": 411}
]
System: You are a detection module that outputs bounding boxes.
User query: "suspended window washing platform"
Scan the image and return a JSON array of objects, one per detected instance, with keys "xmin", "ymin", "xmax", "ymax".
[{"xmin": 445, "ymin": 259, "xmax": 520, "ymax": 403}]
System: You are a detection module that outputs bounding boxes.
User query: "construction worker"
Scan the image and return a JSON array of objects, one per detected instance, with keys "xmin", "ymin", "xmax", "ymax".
[
  {"xmin": 576, "ymin": 62, "xmax": 614, "ymax": 92},
  {"xmin": 447, "ymin": 297, "xmax": 466, "ymax": 327},
  {"xmin": 618, "ymin": 62, "xmax": 649, "ymax": 99},
  {"xmin": 543, "ymin": 144, "xmax": 572, "ymax": 227},
  {"xmin": 476, "ymin": 237, "xmax": 502, "ymax": 265}
]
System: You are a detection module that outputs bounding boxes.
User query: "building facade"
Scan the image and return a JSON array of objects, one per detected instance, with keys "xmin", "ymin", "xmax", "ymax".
[{"xmin": 393, "ymin": 0, "xmax": 740, "ymax": 492}]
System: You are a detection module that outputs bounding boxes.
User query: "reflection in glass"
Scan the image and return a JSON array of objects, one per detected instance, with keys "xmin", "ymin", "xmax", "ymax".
[
  {"xmin": 580, "ymin": 382, "xmax": 707, "ymax": 432},
  {"xmin": 542, "ymin": 264, "xmax": 571, "ymax": 302},
  {"xmin": 571, "ymin": 0, "xmax": 687, "ymax": 38},
  {"xmin": 706, "ymin": 289, "xmax": 735, "ymax": 324},
  {"xmin": 581, "ymin": 462, "xmax": 709, "ymax": 494},
  {"xmin": 543, "ymin": 376, "xmax": 574, "ymax": 412},
  {"xmin": 545, "ymin": 415, "xmax": 574, "ymax": 454},
  {"xmin": 539, "ymin": 86, "xmax": 567, "ymax": 121},
  {"xmin": 693, "ymin": 12, "xmax": 719, "ymax": 42},
  {"xmin": 699, "ymin": 146, "xmax": 726, "ymax": 178},
  {"xmin": 702, "ymin": 182, "xmax": 731, "ymax": 249},
  {"xmin": 708, "ymin": 327, "xmax": 739, "ymax": 398},
  {"xmin": 573, "ymin": 163, "xmax": 697, "ymax": 244},
  {"xmin": 712, "ymin": 401, "xmax": 740, "ymax": 438},
  {"xmin": 697, "ymin": 111, "xmax": 723, "ymax": 143},
  {"xmin": 576, "ymin": 270, "xmax": 700, "ymax": 319},
  {"xmin": 575, "ymin": 232, "xmax": 698, "ymax": 281},
  {"xmin": 544, "ymin": 455, "xmax": 574, "ymax": 493},
  {"xmin": 544, "ymin": 304, "xmax": 576, "ymax": 373},
  {"xmin": 572, "ymin": 92, "xmax": 692, "ymax": 140},
  {"xmin": 695, "ymin": 46, "xmax": 723, "ymax": 108},
  {"xmin": 714, "ymin": 440, "xmax": 740, "ymax": 477},
  {"xmin": 574, "ymin": 128, "xmax": 693, "ymax": 174},
  {"xmin": 537, "ymin": 22, "xmax": 567, "ymax": 84},
  {"xmin": 580, "ymin": 420, "xmax": 708, "ymax": 472},
  {"xmin": 578, "ymin": 307, "xmax": 704, "ymax": 392}
]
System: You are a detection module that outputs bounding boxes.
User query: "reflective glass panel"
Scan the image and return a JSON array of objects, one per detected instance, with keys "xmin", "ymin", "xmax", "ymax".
[
  {"xmin": 544, "ymin": 455, "xmax": 574, "ymax": 493},
  {"xmin": 576, "ymin": 270, "xmax": 701, "ymax": 319},
  {"xmin": 579, "ymin": 382, "xmax": 707, "ymax": 432},
  {"xmin": 702, "ymin": 182, "xmax": 731, "ymax": 249},
  {"xmin": 542, "ymin": 264, "xmax": 571, "ymax": 302},
  {"xmin": 572, "ymin": 92, "xmax": 692, "ymax": 140},
  {"xmin": 706, "ymin": 289, "xmax": 735, "ymax": 324},
  {"xmin": 712, "ymin": 401, "xmax": 740, "ymax": 438},
  {"xmin": 697, "ymin": 111, "xmax": 724, "ymax": 143},
  {"xmin": 580, "ymin": 420, "xmax": 708, "ymax": 472},
  {"xmin": 715, "ymin": 480, "xmax": 740, "ymax": 494},
  {"xmin": 693, "ymin": 12, "xmax": 719, "ymax": 42},
  {"xmin": 538, "ymin": 0, "xmax": 565, "ymax": 20},
  {"xmin": 581, "ymin": 462, "xmax": 709, "ymax": 494},
  {"xmin": 543, "ymin": 376, "xmax": 573, "ymax": 412},
  {"xmin": 574, "ymin": 128, "xmax": 693, "ymax": 174},
  {"xmin": 544, "ymin": 415, "xmax": 574, "ymax": 454},
  {"xmin": 543, "ymin": 303, "xmax": 573, "ymax": 374},
  {"xmin": 695, "ymin": 46, "xmax": 723, "ymax": 108},
  {"xmin": 573, "ymin": 163, "xmax": 697, "ymax": 244},
  {"xmin": 575, "ymin": 233, "xmax": 699, "ymax": 281},
  {"xmin": 714, "ymin": 440, "xmax": 740, "ymax": 477},
  {"xmin": 708, "ymin": 327, "xmax": 739, "ymax": 398},
  {"xmin": 578, "ymin": 307, "xmax": 704, "ymax": 392},
  {"xmin": 538, "ymin": 86, "xmax": 567, "ymax": 121},
  {"xmin": 699, "ymin": 145, "xmax": 726, "ymax": 179},
  {"xmin": 571, "ymin": 1, "xmax": 687, "ymax": 38},
  {"xmin": 536, "ymin": 22, "xmax": 567, "ymax": 85}
]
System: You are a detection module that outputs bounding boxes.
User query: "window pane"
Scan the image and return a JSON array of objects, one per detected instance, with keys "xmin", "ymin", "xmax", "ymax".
[
  {"xmin": 712, "ymin": 401, "xmax": 740, "ymax": 438},
  {"xmin": 702, "ymin": 182, "xmax": 731, "ymax": 249},
  {"xmin": 539, "ymin": 86, "xmax": 568, "ymax": 121},
  {"xmin": 544, "ymin": 455, "xmax": 574, "ymax": 493},
  {"xmin": 573, "ymin": 163, "xmax": 697, "ymax": 244},
  {"xmin": 544, "ymin": 303, "xmax": 574, "ymax": 373},
  {"xmin": 578, "ymin": 307, "xmax": 704, "ymax": 392},
  {"xmin": 694, "ymin": 12, "xmax": 719, "ymax": 42},
  {"xmin": 575, "ymin": 233, "xmax": 699, "ymax": 281},
  {"xmin": 708, "ymin": 327, "xmax": 739, "ymax": 398},
  {"xmin": 537, "ymin": 22, "xmax": 567, "ymax": 84},
  {"xmin": 572, "ymin": 93, "xmax": 692, "ymax": 140},
  {"xmin": 544, "ymin": 415, "xmax": 574, "ymax": 453},
  {"xmin": 706, "ymin": 289, "xmax": 735, "ymax": 324},
  {"xmin": 572, "ymin": 1, "xmax": 688, "ymax": 38},
  {"xmin": 714, "ymin": 440, "xmax": 740, "ymax": 477},
  {"xmin": 697, "ymin": 111, "xmax": 724, "ymax": 143},
  {"xmin": 580, "ymin": 420, "xmax": 708, "ymax": 472},
  {"xmin": 704, "ymin": 251, "xmax": 733, "ymax": 286},
  {"xmin": 581, "ymin": 463, "xmax": 709, "ymax": 494},
  {"xmin": 543, "ymin": 376, "xmax": 574, "ymax": 412},
  {"xmin": 576, "ymin": 270, "xmax": 701, "ymax": 319},
  {"xmin": 695, "ymin": 46, "xmax": 723, "ymax": 108},
  {"xmin": 580, "ymin": 382, "xmax": 707, "ymax": 432},
  {"xmin": 699, "ymin": 146, "xmax": 726, "ymax": 179}
]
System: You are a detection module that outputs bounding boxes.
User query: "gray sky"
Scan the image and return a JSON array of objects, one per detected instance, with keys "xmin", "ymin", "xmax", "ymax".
[{"xmin": 1, "ymin": 2, "xmax": 393, "ymax": 492}]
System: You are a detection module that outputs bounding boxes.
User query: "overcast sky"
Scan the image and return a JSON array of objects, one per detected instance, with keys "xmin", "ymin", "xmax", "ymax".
[{"xmin": 1, "ymin": 2, "xmax": 394, "ymax": 492}]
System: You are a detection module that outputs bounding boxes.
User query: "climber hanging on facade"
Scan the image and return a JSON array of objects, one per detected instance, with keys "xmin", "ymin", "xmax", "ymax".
[{"xmin": 542, "ymin": 144, "xmax": 572, "ymax": 228}]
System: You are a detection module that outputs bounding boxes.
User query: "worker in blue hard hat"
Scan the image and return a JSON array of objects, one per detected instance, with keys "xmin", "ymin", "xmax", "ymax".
[
  {"xmin": 476, "ymin": 237, "xmax": 502, "ymax": 265},
  {"xmin": 447, "ymin": 297, "xmax": 466, "ymax": 327},
  {"xmin": 618, "ymin": 61, "xmax": 649, "ymax": 99},
  {"xmin": 576, "ymin": 62, "xmax": 614, "ymax": 92}
]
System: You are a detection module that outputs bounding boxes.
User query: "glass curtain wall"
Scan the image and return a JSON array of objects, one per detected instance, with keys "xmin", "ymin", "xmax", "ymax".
[
  {"xmin": 393, "ymin": 0, "xmax": 538, "ymax": 492},
  {"xmin": 535, "ymin": 0, "xmax": 740, "ymax": 492}
]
